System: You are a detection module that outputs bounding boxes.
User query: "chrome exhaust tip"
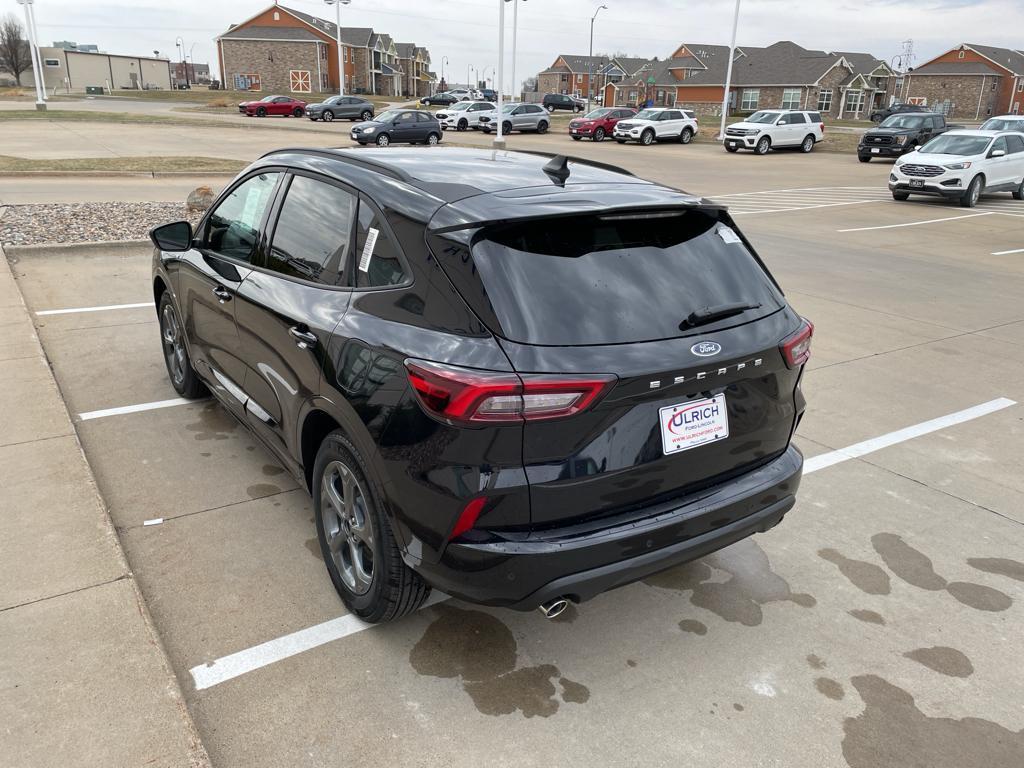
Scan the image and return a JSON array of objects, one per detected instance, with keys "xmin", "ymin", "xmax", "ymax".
[{"xmin": 538, "ymin": 598, "xmax": 570, "ymax": 619}]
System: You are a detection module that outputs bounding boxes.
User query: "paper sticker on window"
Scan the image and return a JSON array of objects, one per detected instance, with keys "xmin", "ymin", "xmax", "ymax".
[
  {"xmin": 358, "ymin": 228, "xmax": 379, "ymax": 272},
  {"xmin": 717, "ymin": 226, "xmax": 742, "ymax": 245}
]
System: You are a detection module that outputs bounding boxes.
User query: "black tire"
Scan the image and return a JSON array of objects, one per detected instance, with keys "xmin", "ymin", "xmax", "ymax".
[
  {"xmin": 725, "ymin": 144, "xmax": 739, "ymax": 153},
  {"xmin": 502, "ymin": 121, "xmax": 513, "ymax": 135},
  {"xmin": 547, "ymin": 104, "xmax": 555, "ymax": 112},
  {"xmin": 574, "ymin": 105, "xmax": 582, "ymax": 113},
  {"xmin": 313, "ymin": 430, "xmax": 430, "ymax": 623},
  {"xmin": 872, "ymin": 114, "xmax": 883, "ymax": 124},
  {"xmin": 755, "ymin": 135, "xmax": 771, "ymax": 155},
  {"xmin": 640, "ymin": 129, "xmax": 654, "ymax": 146},
  {"xmin": 616, "ymin": 138, "xmax": 627, "ymax": 144},
  {"xmin": 323, "ymin": 110, "xmax": 334, "ymax": 122},
  {"xmin": 960, "ymin": 175, "xmax": 983, "ymax": 208},
  {"xmin": 376, "ymin": 133, "xmax": 390, "ymax": 147},
  {"xmin": 293, "ymin": 107, "xmax": 304, "ymax": 118},
  {"xmin": 1012, "ymin": 179, "xmax": 1024, "ymax": 200},
  {"xmin": 457, "ymin": 118, "xmax": 468, "ymax": 131},
  {"xmin": 572, "ymin": 135, "xmax": 582, "ymax": 141},
  {"xmin": 482, "ymin": 127, "xmax": 491, "ymax": 134},
  {"xmin": 858, "ymin": 155, "xmax": 871, "ymax": 163},
  {"xmin": 426, "ymin": 132, "xmax": 440, "ymax": 145},
  {"xmin": 360, "ymin": 110, "xmax": 373, "ymax": 121},
  {"xmin": 537, "ymin": 120, "xmax": 548, "ymax": 134},
  {"xmin": 593, "ymin": 126, "xmax": 605, "ymax": 142},
  {"xmin": 680, "ymin": 127, "xmax": 694, "ymax": 145},
  {"xmin": 800, "ymin": 134, "xmax": 815, "ymax": 153},
  {"xmin": 158, "ymin": 293, "xmax": 206, "ymax": 399},
  {"xmin": 256, "ymin": 107, "xmax": 267, "ymax": 117},
  {"xmin": 892, "ymin": 191, "xmax": 910, "ymax": 201}
]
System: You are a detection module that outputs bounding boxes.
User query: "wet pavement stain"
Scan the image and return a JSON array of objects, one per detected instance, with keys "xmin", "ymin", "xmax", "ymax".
[
  {"xmin": 815, "ymin": 677, "xmax": 845, "ymax": 701},
  {"xmin": 262, "ymin": 464, "xmax": 285, "ymax": 476},
  {"xmin": 643, "ymin": 539, "xmax": 816, "ymax": 627},
  {"xmin": 410, "ymin": 605, "xmax": 589, "ymax": 718},
  {"xmin": 818, "ymin": 548, "xmax": 891, "ymax": 595},
  {"xmin": 848, "ymin": 609, "xmax": 886, "ymax": 626},
  {"xmin": 904, "ymin": 646, "xmax": 974, "ymax": 678},
  {"xmin": 967, "ymin": 557, "xmax": 1024, "ymax": 583},
  {"xmin": 199, "ymin": 452, "xmax": 211, "ymax": 458},
  {"xmin": 807, "ymin": 654, "xmax": 826, "ymax": 670},
  {"xmin": 679, "ymin": 619, "xmax": 708, "ymax": 635},
  {"xmin": 733, "ymin": 703, "xmax": 744, "ymax": 712},
  {"xmin": 626, "ymin": 659, "xmax": 637, "ymax": 668},
  {"xmin": 246, "ymin": 483, "xmax": 281, "ymax": 499},
  {"xmin": 304, "ymin": 537, "xmax": 322, "ymax": 560},
  {"xmin": 842, "ymin": 675, "xmax": 1024, "ymax": 768},
  {"xmin": 871, "ymin": 533, "xmax": 1013, "ymax": 613},
  {"xmin": 185, "ymin": 402, "xmax": 237, "ymax": 442}
]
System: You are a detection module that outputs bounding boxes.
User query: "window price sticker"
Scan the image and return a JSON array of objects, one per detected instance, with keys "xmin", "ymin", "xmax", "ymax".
[{"xmin": 359, "ymin": 228, "xmax": 379, "ymax": 272}]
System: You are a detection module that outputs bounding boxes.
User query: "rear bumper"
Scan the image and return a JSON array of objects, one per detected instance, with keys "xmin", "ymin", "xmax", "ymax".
[{"xmin": 411, "ymin": 444, "xmax": 803, "ymax": 610}]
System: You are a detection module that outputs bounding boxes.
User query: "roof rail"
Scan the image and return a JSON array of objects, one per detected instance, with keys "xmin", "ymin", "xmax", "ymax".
[
  {"xmin": 511, "ymin": 149, "xmax": 635, "ymax": 178},
  {"xmin": 258, "ymin": 147, "xmax": 413, "ymax": 182}
]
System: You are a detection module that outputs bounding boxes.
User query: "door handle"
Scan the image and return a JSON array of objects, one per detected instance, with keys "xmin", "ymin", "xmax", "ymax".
[
  {"xmin": 289, "ymin": 326, "xmax": 318, "ymax": 349},
  {"xmin": 212, "ymin": 286, "xmax": 232, "ymax": 303}
]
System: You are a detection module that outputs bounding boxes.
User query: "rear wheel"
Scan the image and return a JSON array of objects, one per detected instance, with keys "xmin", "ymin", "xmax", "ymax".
[
  {"xmin": 547, "ymin": 104, "xmax": 555, "ymax": 112},
  {"xmin": 502, "ymin": 121, "xmax": 513, "ymax": 135},
  {"xmin": 680, "ymin": 127, "xmax": 694, "ymax": 144},
  {"xmin": 426, "ymin": 132, "xmax": 440, "ymax": 145},
  {"xmin": 360, "ymin": 110, "xmax": 373, "ymax": 121},
  {"xmin": 755, "ymin": 135, "xmax": 771, "ymax": 155},
  {"xmin": 640, "ymin": 129, "xmax": 654, "ymax": 146},
  {"xmin": 376, "ymin": 133, "xmax": 390, "ymax": 146},
  {"xmin": 158, "ymin": 294, "xmax": 206, "ymax": 399},
  {"xmin": 313, "ymin": 431, "xmax": 430, "ymax": 623},
  {"xmin": 323, "ymin": 110, "xmax": 334, "ymax": 122},
  {"xmin": 537, "ymin": 120, "xmax": 549, "ymax": 134},
  {"xmin": 1012, "ymin": 179, "xmax": 1024, "ymax": 200},
  {"xmin": 593, "ymin": 126, "xmax": 605, "ymax": 142},
  {"xmin": 800, "ymin": 134, "xmax": 815, "ymax": 153},
  {"xmin": 960, "ymin": 175, "xmax": 983, "ymax": 208},
  {"xmin": 892, "ymin": 191, "xmax": 910, "ymax": 201}
]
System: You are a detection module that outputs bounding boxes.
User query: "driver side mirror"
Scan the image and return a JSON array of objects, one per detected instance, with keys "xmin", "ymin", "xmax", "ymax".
[
  {"xmin": 777, "ymin": 119, "xmax": 788, "ymax": 125},
  {"xmin": 990, "ymin": 149, "xmax": 1007, "ymax": 158},
  {"xmin": 150, "ymin": 221, "xmax": 193, "ymax": 252}
]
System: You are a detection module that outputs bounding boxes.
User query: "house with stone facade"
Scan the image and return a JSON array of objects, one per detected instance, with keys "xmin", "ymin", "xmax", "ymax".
[
  {"xmin": 897, "ymin": 44, "xmax": 1024, "ymax": 119},
  {"xmin": 216, "ymin": 3, "xmax": 433, "ymax": 96},
  {"xmin": 602, "ymin": 41, "xmax": 895, "ymax": 120},
  {"xmin": 537, "ymin": 54, "xmax": 652, "ymax": 102}
]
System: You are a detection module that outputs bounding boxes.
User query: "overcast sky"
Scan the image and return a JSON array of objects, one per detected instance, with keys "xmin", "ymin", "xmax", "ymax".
[{"xmin": 19, "ymin": 0, "xmax": 1024, "ymax": 89}]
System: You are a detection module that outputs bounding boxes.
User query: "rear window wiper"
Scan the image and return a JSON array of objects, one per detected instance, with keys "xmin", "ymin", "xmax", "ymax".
[{"xmin": 679, "ymin": 302, "xmax": 761, "ymax": 330}]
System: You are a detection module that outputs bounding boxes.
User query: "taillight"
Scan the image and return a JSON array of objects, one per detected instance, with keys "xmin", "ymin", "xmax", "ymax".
[
  {"xmin": 819, "ymin": 122, "xmax": 825, "ymax": 133},
  {"xmin": 781, "ymin": 319, "xmax": 814, "ymax": 369},
  {"xmin": 405, "ymin": 359, "xmax": 615, "ymax": 425}
]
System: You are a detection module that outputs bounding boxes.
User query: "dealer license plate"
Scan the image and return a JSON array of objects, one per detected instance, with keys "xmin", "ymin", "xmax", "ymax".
[
  {"xmin": 871, "ymin": 148, "xmax": 880, "ymax": 154},
  {"xmin": 910, "ymin": 179, "xmax": 925, "ymax": 188},
  {"xmin": 659, "ymin": 394, "xmax": 729, "ymax": 456}
]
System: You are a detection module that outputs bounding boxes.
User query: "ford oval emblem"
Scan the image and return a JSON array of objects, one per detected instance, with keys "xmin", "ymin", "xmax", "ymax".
[{"xmin": 691, "ymin": 341, "xmax": 722, "ymax": 357}]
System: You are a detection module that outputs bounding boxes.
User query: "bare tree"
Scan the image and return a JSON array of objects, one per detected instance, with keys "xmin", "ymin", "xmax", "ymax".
[{"xmin": 0, "ymin": 15, "xmax": 31, "ymax": 87}]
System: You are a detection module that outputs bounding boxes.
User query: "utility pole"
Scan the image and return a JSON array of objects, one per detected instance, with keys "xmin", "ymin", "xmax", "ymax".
[
  {"xmin": 587, "ymin": 4, "xmax": 607, "ymax": 113},
  {"xmin": 325, "ymin": 0, "xmax": 351, "ymax": 96},
  {"xmin": 717, "ymin": 0, "xmax": 741, "ymax": 141},
  {"xmin": 16, "ymin": 0, "xmax": 46, "ymax": 110}
]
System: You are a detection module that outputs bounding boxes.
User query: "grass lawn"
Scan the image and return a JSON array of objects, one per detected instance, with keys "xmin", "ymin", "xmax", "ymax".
[
  {"xmin": 0, "ymin": 155, "xmax": 245, "ymax": 173},
  {"xmin": 0, "ymin": 109, "xmax": 212, "ymax": 126}
]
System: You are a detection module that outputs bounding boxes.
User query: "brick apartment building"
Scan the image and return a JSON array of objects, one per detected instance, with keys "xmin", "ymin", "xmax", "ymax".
[
  {"xmin": 896, "ymin": 44, "xmax": 1024, "ymax": 119},
  {"xmin": 216, "ymin": 3, "xmax": 434, "ymax": 96}
]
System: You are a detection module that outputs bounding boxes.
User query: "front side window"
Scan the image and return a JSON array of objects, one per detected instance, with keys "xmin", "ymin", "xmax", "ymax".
[
  {"xmin": 781, "ymin": 88, "xmax": 801, "ymax": 110},
  {"xmin": 741, "ymin": 89, "xmax": 759, "ymax": 110},
  {"xmin": 353, "ymin": 201, "xmax": 407, "ymax": 289},
  {"xmin": 266, "ymin": 176, "xmax": 356, "ymax": 285},
  {"xmin": 204, "ymin": 172, "xmax": 280, "ymax": 263},
  {"xmin": 990, "ymin": 136, "xmax": 1008, "ymax": 155}
]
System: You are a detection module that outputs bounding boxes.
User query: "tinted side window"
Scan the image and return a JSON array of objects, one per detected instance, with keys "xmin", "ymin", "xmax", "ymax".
[
  {"xmin": 205, "ymin": 172, "xmax": 280, "ymax": 263},
  {"xmin": 266, "ymin": 175, "xmax": 356, "ymax": 285},
  {"xmin": 808, "ymin": 112, "xmax": 822, "ymax": 123},
  {"xmin": 1006, "ymin": 134, "xmax": 1024, "ymax": 154},
  {"xmin": 416, "ymin": 112, "xmax": 432, "ymax": 122},
  {"xmin": 789, "ymin": 113, "xmax": 807, "ymax": 124},
  {"xmin": 353, "ymin": 200, "xmax": 407, "ymax": 289}
]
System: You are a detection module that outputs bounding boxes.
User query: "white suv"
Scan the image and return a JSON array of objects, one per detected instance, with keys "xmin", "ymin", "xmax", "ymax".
[
  {"xmin": 724, "ymin": 110, "xmax": 824, "ymax": 154},
  {"xmin": 612, "ymin": 108, "xmax": 698, "ymax": 146},
  {"xmin": 889, "ymin": 130, "xmax": 1024, "ymax": 207},
  {"xmin": 980, "ymin": 115, "xmax": 1024, "ymax": 134},
  {"xmin": 435, "ymin": 101, "xmax": 495, "ymax": 131}
]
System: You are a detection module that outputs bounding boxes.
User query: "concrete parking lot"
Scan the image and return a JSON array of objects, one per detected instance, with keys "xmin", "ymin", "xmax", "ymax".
[{"xmin": 6, "ymin": 137, "xmax": 1024, "ymax": 767}]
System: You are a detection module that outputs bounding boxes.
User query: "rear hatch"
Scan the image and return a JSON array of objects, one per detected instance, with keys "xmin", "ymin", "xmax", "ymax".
[{"xmin": 430, "ymin": 205, "xmax": 805, "ymax": 529}]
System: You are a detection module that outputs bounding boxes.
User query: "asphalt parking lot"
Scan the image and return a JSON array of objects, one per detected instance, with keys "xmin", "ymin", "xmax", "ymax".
[{"xmin": 9, "ymin": 141, "xmax": 1024, "ymax": 767}]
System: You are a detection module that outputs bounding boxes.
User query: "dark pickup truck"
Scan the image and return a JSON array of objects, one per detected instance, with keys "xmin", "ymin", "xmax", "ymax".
[{"xmin": 858, "ymin": 112, "xmax": 962, "ymax": 162}]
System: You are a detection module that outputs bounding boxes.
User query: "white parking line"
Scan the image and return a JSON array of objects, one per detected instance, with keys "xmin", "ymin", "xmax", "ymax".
[
  {"xmin": 186, "ymin": 396, "xmax": 1017, "ymax": 691},
  {"xmin": 992, "ymin": 247, "xmax": 1024, "ymax": 255},
  {"xmin": 733, "ymin": 200, "xmax": 880, "ymax": 216},
  {"xmin": 838, "ymin": 211, "xmax": 994, "ymax": 232},
  {"xmin": 36, "ymin": 301, "xmax": 154, "ymax": 316},
  {"xmin": 78, "ymin": 397, "xmax": 197, "ymax": 421}
]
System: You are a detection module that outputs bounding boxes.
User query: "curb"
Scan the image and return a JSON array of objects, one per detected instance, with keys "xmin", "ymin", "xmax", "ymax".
[{"xmin": 5, "ymin": 240, "xmax": 150, "ymax": 260}]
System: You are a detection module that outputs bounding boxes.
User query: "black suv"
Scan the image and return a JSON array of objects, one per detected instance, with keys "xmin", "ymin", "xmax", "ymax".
[
  {"xmin": 149, "ymin": 148, "xmax": 810, "ymax": 623},
  {"xmin": 543, "ymin": 93, "xmax": 584, "ymax": 112},
  {"xmin": 869, "ymin": 102, "xmax": 927, "ymax": 124}
]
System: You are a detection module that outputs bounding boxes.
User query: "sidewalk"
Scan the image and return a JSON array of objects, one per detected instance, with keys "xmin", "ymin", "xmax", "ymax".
[{"xmin": 0, "ymin": 237, "xmax": 210, "ymax": 767}]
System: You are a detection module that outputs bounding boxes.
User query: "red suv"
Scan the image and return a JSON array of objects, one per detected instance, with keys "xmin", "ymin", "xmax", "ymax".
[
  {"xmin": 239, "ymin": 95, "xmax": 308, "ymax": 118},
  {"xmin": 569, "ymin": 107, "xmax": 638, "ymax": 142}
]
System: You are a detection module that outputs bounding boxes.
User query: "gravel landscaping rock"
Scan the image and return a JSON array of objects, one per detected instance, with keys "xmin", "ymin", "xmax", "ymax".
[{"xmin": 0, "ymin": 202, "xmax": 203, "ymax": 247}]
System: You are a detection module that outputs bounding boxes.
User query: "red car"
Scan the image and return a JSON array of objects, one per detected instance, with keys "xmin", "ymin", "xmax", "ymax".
[
  {"xmin": 569, "ymin": 107, "xmax": 638, "ymax": 142},
  {"xmin": 238, "ymin": 95, "xmax": 308, "ymax": 118}
]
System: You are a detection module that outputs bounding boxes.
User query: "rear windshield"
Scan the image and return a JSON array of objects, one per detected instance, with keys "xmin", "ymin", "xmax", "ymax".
[{"xmin": 460, "ymin": 211, "xmax": 783, "ymax": 346}]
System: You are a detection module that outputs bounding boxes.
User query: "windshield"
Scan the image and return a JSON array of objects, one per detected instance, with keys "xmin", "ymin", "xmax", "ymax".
[
  {"xmin": 584, "ymin": 108, "xmax": 613, "ymax": 119},
  {"xmin": 919, "ymin": 134, "xmax": 992, "ymax": 156},
  {"xmin": 981, "ymin": 118, "xmax": 1024, "ymax": 131},
  {"xmin": 501, "ymin": 103, "xmax": 520, "ymax": 112},
  {"xmin": 260, "ymin": 95, "xmax": 277, "ymax": 103},
  {"xmin": 447, "ymin": 102, "xmax": 472, "ymax": 111},
  {"xmin": 881, "ymin": 115, "xmax": 926, "ymax": 129},
  {"xmin": 746, "ymin": 111, "xmax": 782, "ymax": 124},
  {"xmin": 323, "ymin": 96, "xmax": 343, "ymax": 105},
  {"xmin": 375, "ymin": 110, "xmax": 401, "ymax": 122},
  {"xmin": 634, "ymin": 109, "xmax": 662, "ymax": 120}
]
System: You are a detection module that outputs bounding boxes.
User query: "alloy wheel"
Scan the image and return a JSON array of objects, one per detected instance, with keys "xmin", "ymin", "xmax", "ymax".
[
  {"xmin": 594, "ymin": 127, "xmax": 605, "ymax": 142},
  {"xmin": 320, "ymin": 461, "xmax": 376, "ymax": 595},
  {"xmin": 361, "ymin": 111, "xmax": 372, "ymax": 121},
  {"xmin": 160, "ymin": 303, "xmax": 186, "ymax": 387},
  {"xmin": 324, "ymin": 110, "xmax": 334, "ymax": 122}
]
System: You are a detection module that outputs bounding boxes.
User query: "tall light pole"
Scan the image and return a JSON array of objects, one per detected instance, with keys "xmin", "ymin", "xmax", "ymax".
[
  {"xmin": 494, "ymin": 0, "xmax": 508, "ymax": 148},
  {"xmin": 325, "ymin": 0, "xmax": 351, "ymax": 96},
  {"xmin": 510, "ymin": 0, "xmax": 526, "ymax": 100},
  {"xmin": 441, "ymin": 56, "xmax": 448, "ymax": 88},
  {"xmin": 717, "ymin": 0, "xmax": 741, "ymax": 140},
  {"xmin": 175, "ymin": 37, "xmax": 183, "ymax": 88},
  {"xmin": 587, "ymin": 4, "xmax": 607, "ymax": 114},
  {"xmin": 16, "ymin": 0, "xmax": 46, "ymax": 109}
]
